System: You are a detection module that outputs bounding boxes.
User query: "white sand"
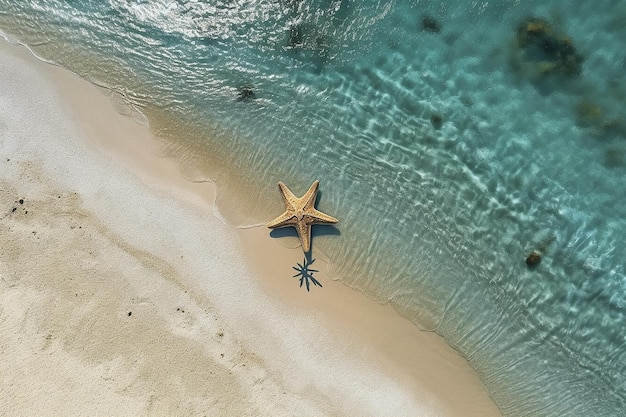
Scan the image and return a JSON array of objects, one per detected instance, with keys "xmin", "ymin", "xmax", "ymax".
[{"xmin": 0, "ymin": 39, "xmax": 502, "ymax": 417}]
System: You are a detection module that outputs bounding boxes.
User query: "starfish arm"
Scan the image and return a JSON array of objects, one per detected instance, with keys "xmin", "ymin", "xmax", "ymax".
[
  {"xmin": 296, "ymin": 221, "xmax": 312, "ymax": 253},
  {"xmin": 278, "ymin": 181, "xmax": 299, "ymax": 209},
  {"xmin": 302, "ymin": 180, "xmax": 320, "ymax": 210},
  {"xmin": 310, "ymin": 209, "xmax": 338, "ymax": 225},
  {"xmin": 266, "ymin": 211, "xmax": 295, "ymax": 228}
]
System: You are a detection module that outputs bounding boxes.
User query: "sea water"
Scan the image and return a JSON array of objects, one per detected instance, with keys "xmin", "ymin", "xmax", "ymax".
[{"xmin": 1, "ymin": 1, "xmax": 625, "ymax": 415}]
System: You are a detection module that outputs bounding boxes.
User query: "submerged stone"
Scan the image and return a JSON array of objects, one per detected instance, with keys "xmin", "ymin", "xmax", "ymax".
[
  {"xmin": 288, "ymin": 24, "xmax": 305, "ymax": 48},
  {"xmin": 430, "ymin": 113, "xmax": 443, "ymax": 129},
  {"xmin": 421, "ymin": 15, "xmax": 441, "ymax": 33},
  {"xmin": 517, "ymin": 18, "xmax": 545, "ymax": 44},
  {"xmin": 514, "ymin": 17, "xmax": 584, "ymax": 77},
  {"xmin": 575, "ymin": 99, "xmax": 626, "ymax": 141},
  {"xmin": 237, "ymin": 87, "xmax": 256, "ymax": 102},
  {"xmin": 575, "ymin": 99, "xmax": 604, "ymax": 128},
  {"xmin": 526, "ymin": 251, "xmax": 542, "ymax": 267}
]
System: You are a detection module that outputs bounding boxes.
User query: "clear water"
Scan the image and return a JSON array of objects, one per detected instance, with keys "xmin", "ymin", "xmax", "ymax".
[{"xmin": 1, "ymin": 1, "xmax": 626, "ymax": 415}]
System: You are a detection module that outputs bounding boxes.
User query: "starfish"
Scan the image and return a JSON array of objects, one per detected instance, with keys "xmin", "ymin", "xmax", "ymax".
[{"xmin": 266, "ymin": 180, "xmax": 338, "ymax": 253}]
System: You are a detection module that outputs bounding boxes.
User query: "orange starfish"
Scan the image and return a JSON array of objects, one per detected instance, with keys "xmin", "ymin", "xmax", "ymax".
[{"xmin": 266, "ymin": 180, "xmax": 338, "ymax": 253}]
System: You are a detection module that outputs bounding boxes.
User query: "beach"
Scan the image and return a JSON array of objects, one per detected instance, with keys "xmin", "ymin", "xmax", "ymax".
[
  {"xmin": 3, "ymin": 1, "xmax": 625, "ymax": 414},
  {"xmin": 0, "ymin": 39, "xmax": 501, "ymax": 416}
]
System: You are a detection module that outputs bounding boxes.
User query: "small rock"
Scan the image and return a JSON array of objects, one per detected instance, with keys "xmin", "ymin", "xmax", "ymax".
[
  {"xmin": 526, "ymin": 251, "xmax": 542, "ymax": 267},
  {"xmin": 422, "ymin": 15, "xmax": 441, "ymax": 33},
  {"xmin": 288, "ymin": 24, "xmax": 304, "ymax": 47},
  {"xmin": 430, "ymin": 113, "xmax": 443, "ymax": 129},
  {"xmin": 237, "ymin": 86, "xmax": 256, "ymax": 102}
]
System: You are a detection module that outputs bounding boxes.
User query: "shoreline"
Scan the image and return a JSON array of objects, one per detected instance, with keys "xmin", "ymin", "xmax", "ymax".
[{"xmin": 0, "ymin": 39, "xmax": 501, "ymax": 416}]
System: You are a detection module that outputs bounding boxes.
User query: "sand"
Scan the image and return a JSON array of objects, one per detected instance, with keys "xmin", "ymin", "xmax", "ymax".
[{"xmin": 0, "ymin": 39, "xmax": 502, "ymax": 417}]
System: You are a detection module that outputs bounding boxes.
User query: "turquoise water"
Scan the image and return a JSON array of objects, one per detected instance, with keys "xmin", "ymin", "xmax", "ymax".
[{"xmin": 1, "ymin": 1, "xmax": 626, "ymax": 415}]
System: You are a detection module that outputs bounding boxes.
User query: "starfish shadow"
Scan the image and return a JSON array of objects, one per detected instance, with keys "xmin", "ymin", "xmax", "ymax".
[
  {"xmin": 269, "ymin": 224, "xmax": 340, "ymax": 252},
  {"xmin": 292, "ymin": 256, "xmax": 322, "ymax": 291}
]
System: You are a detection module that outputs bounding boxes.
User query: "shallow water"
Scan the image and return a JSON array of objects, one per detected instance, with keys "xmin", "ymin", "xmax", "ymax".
[{"xmin": 1, "ymin": 1, "xmax": 626, "ymax": 415}]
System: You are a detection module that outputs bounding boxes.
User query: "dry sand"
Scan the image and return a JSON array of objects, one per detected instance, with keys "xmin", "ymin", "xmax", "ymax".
[{"xmin": 0, "ymin": 39, "xmax": 502, "ymax": 417}]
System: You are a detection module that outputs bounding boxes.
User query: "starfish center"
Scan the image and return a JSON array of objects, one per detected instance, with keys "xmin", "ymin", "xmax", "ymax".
[{"xmin": 266, "ymin": 180, "xmax": 338, "ymax": 253}]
